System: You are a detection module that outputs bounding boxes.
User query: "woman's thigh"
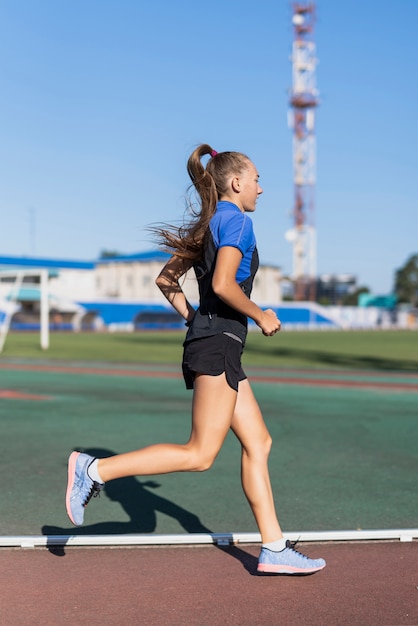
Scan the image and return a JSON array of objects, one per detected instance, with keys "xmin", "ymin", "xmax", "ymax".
[{"xmin": 188, "ymin": 372, "xmax": 238, "ymax": 462}]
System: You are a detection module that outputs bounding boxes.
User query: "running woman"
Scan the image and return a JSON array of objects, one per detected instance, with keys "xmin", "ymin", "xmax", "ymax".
[{"xmin": 66, "ymin": 144, "xmax": 326, "ymax": 575}]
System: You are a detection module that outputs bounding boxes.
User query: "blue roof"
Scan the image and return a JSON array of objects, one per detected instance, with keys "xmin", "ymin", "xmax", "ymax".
[
  {"xmin": 0, "ymin": 255, "xmax": 95, "ymax": 270},
  {"xmin": 96, "ymin": 250, "xmax": 170, "ymax": 264},
  {"xmin": 0, "ymin": 250, "xmax": 170, "ymax": 270}
]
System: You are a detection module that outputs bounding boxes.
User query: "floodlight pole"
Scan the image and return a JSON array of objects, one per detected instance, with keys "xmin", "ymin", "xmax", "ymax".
[{"xmin": 288, "ymin": 2, "xmax": 319, "ymax": 301}]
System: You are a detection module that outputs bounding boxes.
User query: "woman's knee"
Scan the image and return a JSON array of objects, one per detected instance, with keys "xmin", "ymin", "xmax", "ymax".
[
  {"xmin": 261, "ymin": 432, "xmax": 273, "ymax": 457},
  {"xmin": 193, "ymin": 458, "xmax": 214, "ymax": 472},
  {"xmin": 245, "ymin": 432, "xmax": 273, "ymax": 460},
  {"xmin": 186, "ymin": 447, "xmax": 217, "ymax": 472}
]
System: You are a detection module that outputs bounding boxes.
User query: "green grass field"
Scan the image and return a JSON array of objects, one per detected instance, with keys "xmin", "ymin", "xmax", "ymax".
[
  {"xmin": 1, "ymin": 329, "xmax": 417, "ymax": 535},
  {"xmin": 2, "ymin": 329, "xmax": 418, "ymax": 371}
]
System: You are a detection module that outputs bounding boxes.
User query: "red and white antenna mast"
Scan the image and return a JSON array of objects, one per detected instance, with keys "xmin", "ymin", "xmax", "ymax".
[{"xmin": 286, "ymin": 2, "xmax": 319, "ymax": 300}]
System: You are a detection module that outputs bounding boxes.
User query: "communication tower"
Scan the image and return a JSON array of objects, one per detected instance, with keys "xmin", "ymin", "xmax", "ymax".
[{"xmin": 286, "ymin": 2, "xmax": 319, "ymax": 300}]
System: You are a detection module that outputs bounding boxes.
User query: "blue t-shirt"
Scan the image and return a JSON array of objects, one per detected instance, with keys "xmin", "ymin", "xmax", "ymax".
[
  {"xmin": 184, "ymin": 201, "xmax": 259, "ymax": 344},
  {"xmin": 209, "ymin": 201, "xmax": 257, "ymax": 284}
]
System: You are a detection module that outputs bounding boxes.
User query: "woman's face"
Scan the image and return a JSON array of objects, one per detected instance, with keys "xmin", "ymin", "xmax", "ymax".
[{"xmin": 236, "ymin": 161, "xmax": 263, "ymax": 213}]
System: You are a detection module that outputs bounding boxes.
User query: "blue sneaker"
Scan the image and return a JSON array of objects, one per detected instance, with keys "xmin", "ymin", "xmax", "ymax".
[
  {"xmin": 66, "ymin": 451, "xmax": 103, "ymax": 526},
  {"xmin": 257, "ymin": 541, "xmax": 326, "ymax": 575}
]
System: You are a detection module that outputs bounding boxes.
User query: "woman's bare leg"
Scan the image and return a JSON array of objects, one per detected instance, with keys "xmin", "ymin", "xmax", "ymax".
[
  {"xmin": 231, "ymin": 378, "xmax": 283, "ymax": 543},
  {"xmin": 97, "ymin": 373, "xmax": 238, "ymax": 482}
]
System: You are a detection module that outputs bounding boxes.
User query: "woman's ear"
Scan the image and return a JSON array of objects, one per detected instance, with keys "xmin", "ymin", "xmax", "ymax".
[{"xmin": 231, "ymin": 175, "xmax": 241, "ymax": 193}]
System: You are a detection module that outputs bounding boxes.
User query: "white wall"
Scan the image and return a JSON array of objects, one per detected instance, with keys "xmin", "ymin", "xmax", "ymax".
[
  {"xmin": 95, "ymin": 261, "xmax": 282, "ymax": 306},
  {"xmin": 1, "ymin": 259, "xmax": 283, "ymax": 309},
  {"xmin": 48, "ymin": 269, "xmax": 97, "ymax": 300},
  {"xmin": 326, "ymin": 306, "xmax": 407, "ymax": 329}
]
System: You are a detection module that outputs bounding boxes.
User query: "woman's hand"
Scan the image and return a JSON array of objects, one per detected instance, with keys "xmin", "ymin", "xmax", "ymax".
[
  {"xmin": 257, "ymin": 309, "xmax": 281, "ymax": 336},
  {"xmin": 212, "ymin": 247, "xmax": 282, "ymax": 336}
]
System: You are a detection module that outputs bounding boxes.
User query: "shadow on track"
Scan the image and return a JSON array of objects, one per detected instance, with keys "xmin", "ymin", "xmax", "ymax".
[
  {"xmin": 245, "ymin": 345, "xmax": 418, "ymax": 371},
  {"xmin": 42, "ymin": 447, "xmax": 211, "ymax": 555},
  {"xmin": 41, "ymin": 447, "xmax": 258, "ymax": 574}
]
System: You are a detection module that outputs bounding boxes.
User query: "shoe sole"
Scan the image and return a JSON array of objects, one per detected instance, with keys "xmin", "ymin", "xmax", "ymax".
[
  {"xmin": 66, "ymin": 451, "xmax": 81, "ymax": 526},
  {"xmin": 257, "ymin": 563, "xmax": 326, "ymax": 575}
]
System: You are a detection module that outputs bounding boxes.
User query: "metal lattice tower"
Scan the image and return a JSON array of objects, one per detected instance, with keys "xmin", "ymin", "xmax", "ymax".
[{"xmin": 286, "ymin": 2, "xmax": 319, "ymax": 300}]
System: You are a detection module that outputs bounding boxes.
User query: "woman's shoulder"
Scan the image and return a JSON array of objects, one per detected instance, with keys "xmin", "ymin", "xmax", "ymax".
[
  {"xmin": 210, "ymin": 206, "xmax": 255, "ymax": 250},
  {"xmin": 212, "ymin": 203, "xmax": 253, "ymax": 228},
  {"xmin": 215, "ymin": 208, "xmax": 253, "ymax": 234}
]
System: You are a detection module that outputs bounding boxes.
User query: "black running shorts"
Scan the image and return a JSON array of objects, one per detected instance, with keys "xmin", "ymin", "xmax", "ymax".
[{"xmin": 182, "ymin": 333, "xmax": 247, "ymax": 392}]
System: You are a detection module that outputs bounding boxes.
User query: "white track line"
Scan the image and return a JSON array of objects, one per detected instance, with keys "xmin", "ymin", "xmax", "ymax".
[{"xmin": 1, "ymin": 528, "xmax": 417, "ymax": 548}]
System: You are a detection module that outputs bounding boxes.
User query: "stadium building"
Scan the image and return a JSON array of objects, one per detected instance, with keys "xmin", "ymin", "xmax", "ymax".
[
  {"xmin": 2, "ymin": 252, "xmax": 409, "ymax": 332},
  {"xmin": 0, "ymin": 252, "xmax": 299, "ymax": 331}
]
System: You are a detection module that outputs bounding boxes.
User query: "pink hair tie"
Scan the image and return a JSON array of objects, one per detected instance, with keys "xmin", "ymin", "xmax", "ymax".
[{"xmin": 210, "ymin": 150, "xmax": 218, "ymax": 157}]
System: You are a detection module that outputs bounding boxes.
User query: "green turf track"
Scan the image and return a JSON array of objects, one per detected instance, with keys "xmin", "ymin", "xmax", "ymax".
[{"xmin": 0, "ymin": 359, "xmax": 417, "ymax": 536}]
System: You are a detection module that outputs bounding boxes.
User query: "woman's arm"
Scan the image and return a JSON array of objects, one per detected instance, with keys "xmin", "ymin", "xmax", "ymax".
[
  {"xmin": 155, "ymin": 255, "xmax": 196, "ymax": 323},
  {"xmin": 212, "ymin": 246, "xmax": 281, "ymax": 336}
]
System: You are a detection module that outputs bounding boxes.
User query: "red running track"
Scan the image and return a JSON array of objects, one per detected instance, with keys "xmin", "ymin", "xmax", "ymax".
[
  {"xmin": 1, "ymin": 362, "xmax": 417, "ymax": 392},
  {"xmin": 1, "ymin": 541, "xmax": 417, "ymax": 625}
]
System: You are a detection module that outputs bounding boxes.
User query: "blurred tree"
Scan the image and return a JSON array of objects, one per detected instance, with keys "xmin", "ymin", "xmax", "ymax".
[
  {"xmin": 342, "ymin": 286, "xmax": 370, "ymax": 306},
  {"xmin": 394, "ymin": 254, "xmax": 418, "ymax": 306},
  {"xmin": 99, "ymin": 250, "xmax": 121, "ymax": 259},
  {"xmin": 317, "ymin": 297, "xmax": 331, "ymax": 305}
]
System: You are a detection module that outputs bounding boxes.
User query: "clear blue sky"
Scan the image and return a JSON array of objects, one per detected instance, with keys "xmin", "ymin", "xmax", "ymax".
[{"xmin": 0, "ymin": 0, "xmax": 417, "ymax": 294}]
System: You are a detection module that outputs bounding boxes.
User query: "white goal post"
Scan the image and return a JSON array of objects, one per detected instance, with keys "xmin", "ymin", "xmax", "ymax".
[{"xmin": 0, "ymin": 269, "xmax": 49, "ymax": 353}]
